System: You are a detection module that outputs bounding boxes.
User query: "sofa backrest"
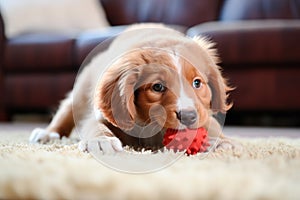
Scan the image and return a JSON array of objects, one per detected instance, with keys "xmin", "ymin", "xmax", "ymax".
[
  {"xmin": 100, "ymin": 0, "xmax": 223, "ymax": 27},
  {"xmin": 220, "ymin": 0, "xmax": 300, "ymax": 21}
]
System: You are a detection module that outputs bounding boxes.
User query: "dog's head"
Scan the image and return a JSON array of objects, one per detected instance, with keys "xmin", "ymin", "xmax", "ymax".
[{"xmin": 95, "ymin": 36, "xmax": 232, "ymax": 132}]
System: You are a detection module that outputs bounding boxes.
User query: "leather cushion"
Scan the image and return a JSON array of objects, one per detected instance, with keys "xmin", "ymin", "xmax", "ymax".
[
  {"xmin": 100, "ymin": 0, "xmax": 221, "ymax": 27},
  {"xmin": 4, "ymin": 33, "xmax": 74, "ymax": 72},
  {"xmin": 74, "ymin": 25, "xmax": 188, "ymax": 66},
  {"xmin": 220, "ymin": 0, "xmax": 300, "ymax": 21},
  {"xmin": 5, "ymin": 73, "xmax": 75, "ymax": 109},
  {"xmin": 187, "ymin": 20, "xmax": 300, "ymax": 66},
  {"xmin": 74, "ymin": 26, "xmax": 127, "ymax": 67},
  {"xmin": 0, "ymin": 12, "xmax": 5, "ymax": 62}
]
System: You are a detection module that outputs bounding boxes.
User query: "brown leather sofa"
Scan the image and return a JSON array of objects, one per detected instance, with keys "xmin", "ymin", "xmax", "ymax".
[{"xmin": 1, "ymin": 0, "xmax": 300, "ymax": 126}]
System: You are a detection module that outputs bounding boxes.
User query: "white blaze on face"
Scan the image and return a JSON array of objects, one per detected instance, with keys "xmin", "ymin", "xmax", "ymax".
[{"xmin": 170, "ymin": 53, "xmax": 195, "ymax": 111}]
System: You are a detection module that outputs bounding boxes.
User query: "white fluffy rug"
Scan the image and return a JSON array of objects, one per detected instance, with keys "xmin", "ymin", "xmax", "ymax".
[{"xmin": 0, "ymin": 125, "xmax": 300, "ymax": 200}]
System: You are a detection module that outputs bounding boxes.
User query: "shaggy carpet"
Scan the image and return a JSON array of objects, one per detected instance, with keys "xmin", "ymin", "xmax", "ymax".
[{"xmin": 0, "ymin": 124, "xmax": 300, "ymax": 200}]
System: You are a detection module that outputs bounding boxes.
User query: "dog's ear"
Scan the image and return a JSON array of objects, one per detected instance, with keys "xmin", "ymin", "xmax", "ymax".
[
  {"xmin": 208, "ymin": 64, "xmax": 233, "ymax": 113},
  {"xmin": 94, "ymin": 62, "xmax": 138, "ymax": 130},
  {"xmin": 192, "ymin": 36, "xmax": 233, "ymax": 113}
]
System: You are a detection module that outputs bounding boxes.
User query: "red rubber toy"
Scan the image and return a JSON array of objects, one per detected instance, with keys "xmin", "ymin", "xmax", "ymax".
[{"xmin": 163, "ymin": 127, "xmax": 209, "ymax": 155}]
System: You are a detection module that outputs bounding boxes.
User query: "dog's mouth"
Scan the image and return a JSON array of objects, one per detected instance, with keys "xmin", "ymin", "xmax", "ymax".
[
  {"xmin": 164, "ymin": 118, "xmax": 200, "ymax": 131},
  {"xmin": 171, "ymin": 123, "xmax": 199, "ymax": 131},
  {"xmin": 155, "ymin": 118, "xmax": 199, "ymax": 131}
]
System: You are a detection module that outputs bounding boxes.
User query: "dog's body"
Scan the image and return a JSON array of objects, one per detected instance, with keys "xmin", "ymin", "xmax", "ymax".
[{"xmin": 30, "ymin": 24, "xmax": 236, "ymax": 153}]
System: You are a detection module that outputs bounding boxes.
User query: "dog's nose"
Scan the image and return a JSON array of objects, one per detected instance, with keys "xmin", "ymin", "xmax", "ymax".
[{"xmin": 176, "ymin": 110, "xmax": 197, "ymax": 126}]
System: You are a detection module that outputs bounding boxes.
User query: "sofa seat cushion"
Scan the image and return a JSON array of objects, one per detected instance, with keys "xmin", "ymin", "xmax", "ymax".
[
  {"xmin": 74, "ymin": 24, "xmax": 188, "ymax": 66},
  {"xmin": 74, "ymin": 26, "xmax": 127, "ymax": 67},
  {"xmin": 187, "ymin": 20, "xmax": 300, "ymax": 67},
  {"xmin": 4, "ymin": 33, "xmax": 74, "ymax": 72},
  {"xmin": 5, "ymin": 73, "xmax": 75, "ymax": 109}
]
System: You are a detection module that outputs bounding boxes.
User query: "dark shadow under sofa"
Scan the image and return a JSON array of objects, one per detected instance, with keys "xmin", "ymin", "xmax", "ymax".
[{"xmin": 0, "ymin": 0, "xmax": 300, "ymax": 126}]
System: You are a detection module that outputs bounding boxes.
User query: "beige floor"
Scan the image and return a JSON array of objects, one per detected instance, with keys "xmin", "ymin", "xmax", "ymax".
[{"xmin": 1, "ymin": 122, "xmax": 300, "ymax": 200}]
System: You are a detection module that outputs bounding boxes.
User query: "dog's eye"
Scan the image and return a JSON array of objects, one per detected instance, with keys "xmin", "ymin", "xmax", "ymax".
[
  {"xmin": 193, "ymin": 78, "xmax": 202, "ymax": 89},
  {"xmin": 152, "ymin": 83, "xmax": 166, "ymax": 92}
]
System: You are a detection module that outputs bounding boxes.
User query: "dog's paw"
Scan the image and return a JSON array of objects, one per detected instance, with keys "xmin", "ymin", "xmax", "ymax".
[
  {"xmin": 216, "ymin": 138, "xmax": 243, "ymax": 153},
  {"xmin": 78, "ymin": 136, "xmax": 123, "ymax": 154},
  {"xmin": 29, "ymin": 128, "xmax": 60, "ymax": 144},
  {"xmin": 208, "ymin": 137, "xmax": 243, "ymax": 153}
]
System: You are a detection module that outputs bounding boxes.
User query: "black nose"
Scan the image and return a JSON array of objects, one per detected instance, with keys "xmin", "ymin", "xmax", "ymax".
[{"xmin": 176, "ymin": 110, "xmax": 197, "ymax": 126}]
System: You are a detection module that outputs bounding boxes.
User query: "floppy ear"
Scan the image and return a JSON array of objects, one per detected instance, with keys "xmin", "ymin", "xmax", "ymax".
[
  {"xmin": 94, "ymin": 63, "xmax": 139, "ymax": 130},
  {"xmin": 192, "ymin": 36, "xmax": 233, "ymax": 113},
  {"xmin": 208, "ymin": 65, "xmax": 233, "ymax": 113}
]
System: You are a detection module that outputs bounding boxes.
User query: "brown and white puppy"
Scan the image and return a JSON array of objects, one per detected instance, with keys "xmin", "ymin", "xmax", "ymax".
[{"xmin": 30, "ymin": 24, "xmax": 235, "ymax": 153}]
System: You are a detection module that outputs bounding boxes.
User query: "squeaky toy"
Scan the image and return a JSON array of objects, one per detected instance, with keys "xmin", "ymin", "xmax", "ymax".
[{"xmin": 163, "ymin": 127, "xmax": 209, "ymax": 155}]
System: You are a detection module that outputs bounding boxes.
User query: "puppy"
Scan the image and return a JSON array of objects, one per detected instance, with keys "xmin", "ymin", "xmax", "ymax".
[{"xmin": 30, "ymin": 24, "xmax": 235, "ymax": 154}]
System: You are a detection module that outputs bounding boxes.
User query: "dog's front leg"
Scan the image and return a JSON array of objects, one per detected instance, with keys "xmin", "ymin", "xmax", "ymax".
[
  {"xmin": 30, "ymin": 94, "xmax": 74, "ymax": 143},
  {"xmin": 78, "ymin": 115, "xmax": 123, "ymax": 154}
]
